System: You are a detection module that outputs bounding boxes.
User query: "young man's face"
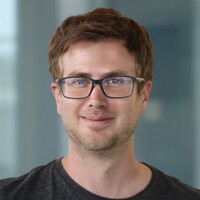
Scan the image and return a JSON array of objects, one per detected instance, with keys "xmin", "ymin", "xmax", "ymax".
[{"xmin": 51, "ymin": 40, "xmax": 151, "ymax": 151}]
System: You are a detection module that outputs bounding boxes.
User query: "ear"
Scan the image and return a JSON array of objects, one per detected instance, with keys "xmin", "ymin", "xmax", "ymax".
[
  {"xmin": 140, "ymin": 81, "xmax": 152, "ymax": 114},
  {"xmin": 51, "ymin": 82, "xmax": 62, "ymax": 115}
]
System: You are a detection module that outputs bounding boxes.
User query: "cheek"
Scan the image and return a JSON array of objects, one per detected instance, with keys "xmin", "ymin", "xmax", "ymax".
[
  {"xmin": 125, "ymin": 104, "xmax": 139, "ymax": 120},
  {"xmin": 59, "ymin": 100, "xmax": 81, "ymax": 123},
  {"xmin": 116, "ymin": 99, "xmax": 140, "ymax": 121}
]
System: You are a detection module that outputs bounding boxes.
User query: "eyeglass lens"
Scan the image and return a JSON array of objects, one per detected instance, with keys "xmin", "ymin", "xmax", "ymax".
[{"xmin": 60, "ymin": 76, "xmax": 135, "ymax": 99}]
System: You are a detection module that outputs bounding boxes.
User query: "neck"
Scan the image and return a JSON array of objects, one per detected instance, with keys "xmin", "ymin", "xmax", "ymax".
[{"xmin": 62, "ymin": 138, "xmax": 151, "ymax": 199}]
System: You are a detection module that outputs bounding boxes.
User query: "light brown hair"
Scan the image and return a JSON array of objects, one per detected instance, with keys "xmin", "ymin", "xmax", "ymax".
[{"xmin": 48, "ymin": 8, "xmax": 153, "ymax": 92}]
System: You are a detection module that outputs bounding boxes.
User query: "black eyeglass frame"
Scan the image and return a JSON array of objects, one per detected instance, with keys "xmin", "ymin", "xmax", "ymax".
[{"xmin": 55, "ymin": 76, "xmax": 145, "ymax": 99}]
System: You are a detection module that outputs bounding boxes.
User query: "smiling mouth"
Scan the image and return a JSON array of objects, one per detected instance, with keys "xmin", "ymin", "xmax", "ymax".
[
  {"xmin": 83, "ymin": 117, "xmax": 112, "ymax": 121},
  {"xmin": 81, "ymin": 116, "xmax": 114, "ymax": 125}
]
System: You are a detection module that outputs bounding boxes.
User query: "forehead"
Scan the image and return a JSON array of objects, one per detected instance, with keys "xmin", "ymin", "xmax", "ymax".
[{"xmin": 61, "ymin": 40, "xmax": 136, "ymax": 77}]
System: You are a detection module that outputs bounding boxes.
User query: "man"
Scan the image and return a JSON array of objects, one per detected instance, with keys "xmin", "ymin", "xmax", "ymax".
[{"xmin": 0, "ymin": 7, "xmax": 200, "ymax": 200}]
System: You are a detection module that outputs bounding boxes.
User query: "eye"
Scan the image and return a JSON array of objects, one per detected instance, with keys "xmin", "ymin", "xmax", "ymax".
[
  {"xmin": 107, "ymin": 77, "xmax": 124, "ymax": 84},
  {"xmin": 75, "ymin": 78, "xmax": 87, "ymax": 84},
  {"xmin": 72, "ymin": 78, "xmax": 90, "ymax": 88}
]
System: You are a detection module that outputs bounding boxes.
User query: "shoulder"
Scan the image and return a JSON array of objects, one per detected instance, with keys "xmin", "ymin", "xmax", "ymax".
[
  {"xmin": 0, "ymin": 160, "xmax": 58, "ymax": 200},
  {"xmin": 148, "ymin": 164, "xmax": 200, "ymax": 199}
]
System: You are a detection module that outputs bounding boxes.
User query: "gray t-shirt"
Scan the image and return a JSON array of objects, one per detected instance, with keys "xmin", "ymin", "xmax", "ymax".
[{"xmin": 0, "ymin": 159, "xmax": 200, "ymax": 200}]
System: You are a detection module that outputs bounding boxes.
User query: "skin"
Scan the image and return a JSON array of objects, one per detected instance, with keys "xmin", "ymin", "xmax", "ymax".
[{"xmin": 51, "ymin": 40, "xmax": 152, "ymax": 198}]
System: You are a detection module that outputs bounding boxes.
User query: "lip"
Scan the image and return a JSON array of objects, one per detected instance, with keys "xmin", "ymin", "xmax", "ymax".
[
  {"xmin": 83, "ymin": 116, "xmax": 113, "ymax": 120},
  {"xmin": 80, "ymin": 115, "xmax": 114, "ymax": 127}
]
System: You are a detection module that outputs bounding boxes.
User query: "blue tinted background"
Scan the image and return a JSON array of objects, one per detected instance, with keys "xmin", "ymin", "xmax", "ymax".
[{"xmin": 0, "ymin": 0, "xmax": 200, "ymax": 188}]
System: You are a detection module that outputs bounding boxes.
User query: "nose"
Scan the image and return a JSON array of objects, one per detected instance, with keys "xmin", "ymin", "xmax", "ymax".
[{"xmin": 88, "ymin": 84, "xmax": 107, "ymax": 108}]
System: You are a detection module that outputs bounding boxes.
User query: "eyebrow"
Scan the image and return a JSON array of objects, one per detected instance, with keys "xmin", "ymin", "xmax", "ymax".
[{"xmin": 66, "ymin": 70, "xmax": 130, "ymax": 78}]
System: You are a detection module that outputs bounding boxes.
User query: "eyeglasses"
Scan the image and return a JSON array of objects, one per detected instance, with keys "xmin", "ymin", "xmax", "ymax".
[{"xmin": 55, "ymin": 76, "xmax": 145, "ymax": 99}]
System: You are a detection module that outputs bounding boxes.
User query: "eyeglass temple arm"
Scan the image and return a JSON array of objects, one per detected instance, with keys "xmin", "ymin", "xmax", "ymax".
[{"xmin": 135, "ymin": 77, "xmax": 145, "ymax": 83}]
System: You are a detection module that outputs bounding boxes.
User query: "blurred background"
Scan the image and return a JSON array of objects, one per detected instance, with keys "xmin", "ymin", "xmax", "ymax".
[{"xmin": 0, "ymin": 0, "xmax": 200, "ymax": 188}]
